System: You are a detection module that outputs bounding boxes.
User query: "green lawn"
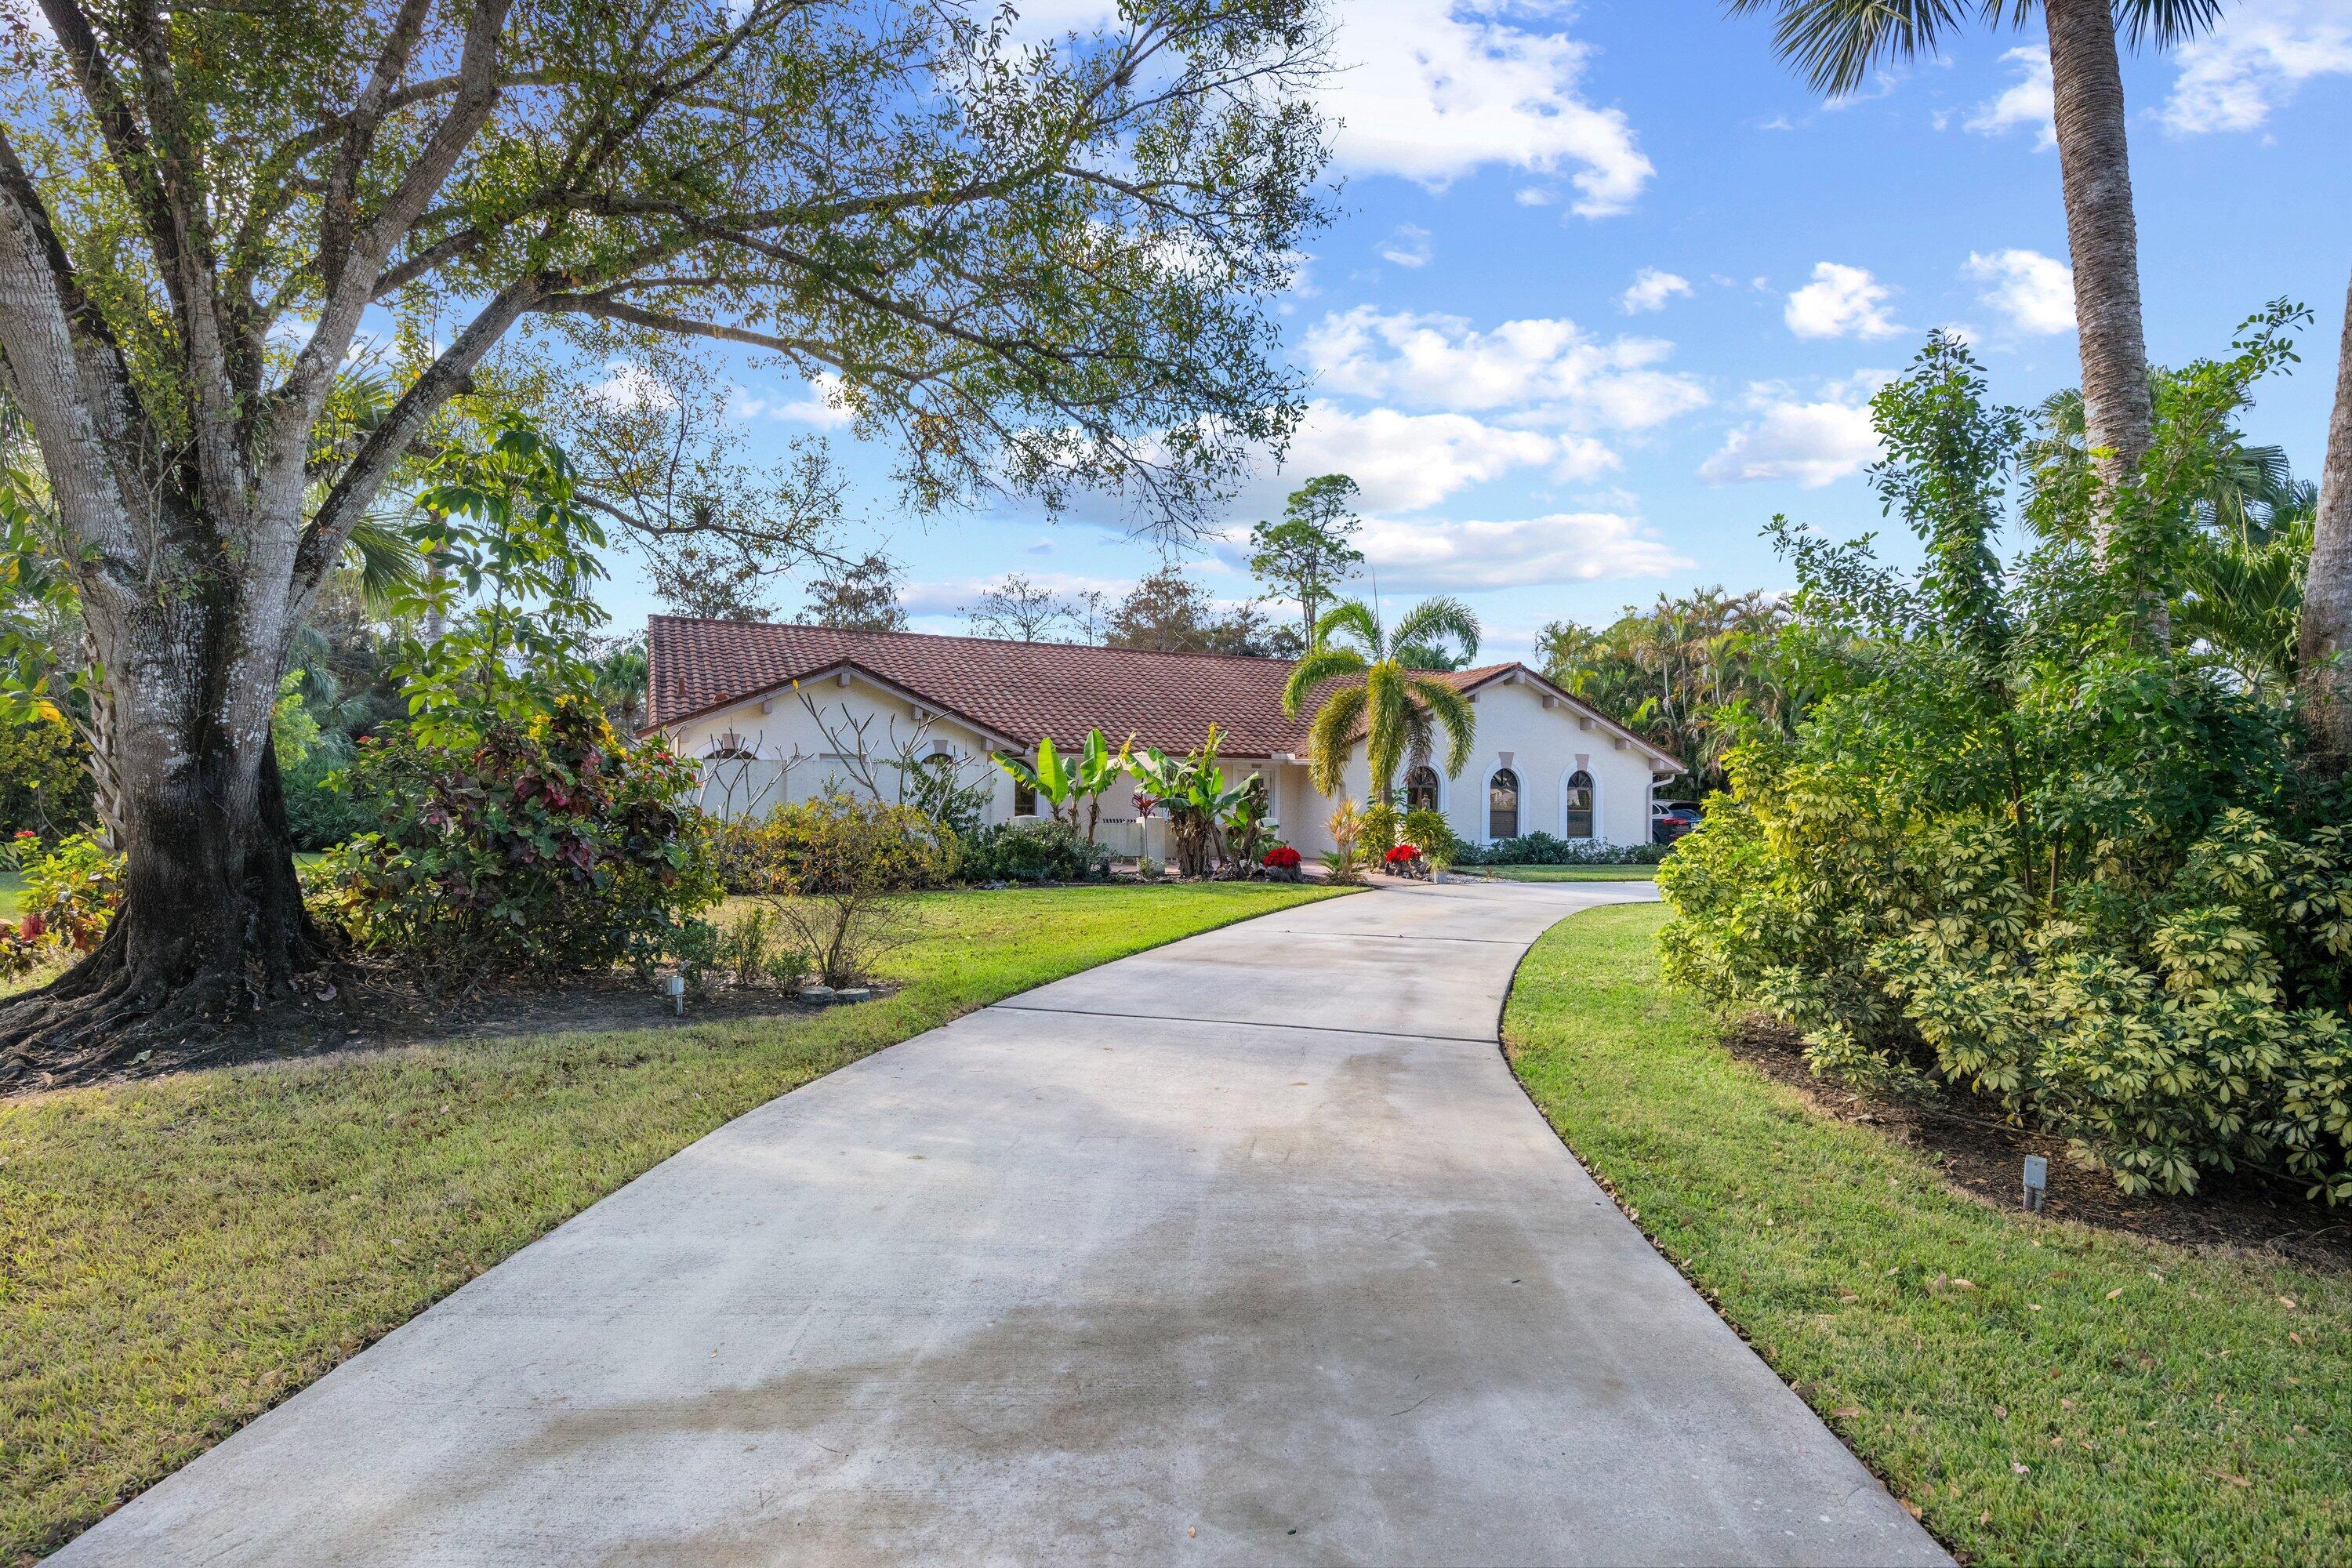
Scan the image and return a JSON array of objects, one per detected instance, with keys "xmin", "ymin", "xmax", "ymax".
[
  {"xmin": 1503, "ymin": 902, "xmax": 2350, "ymax": 1566},
  {"xmin": 0, "ymin": 881, "xmax": 1342, "ymax": 1561},
  {"xmin": 1468, "ymin": 863, "xmax": 1658, "ymax": 882}
]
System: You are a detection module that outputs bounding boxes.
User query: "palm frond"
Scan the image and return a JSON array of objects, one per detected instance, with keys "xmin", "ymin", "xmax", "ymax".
[
  {"xmin": 344, "ymin": 513, "xmax": 424, "ymax": 606},
  {"xmin": 1363, "ymin": 661, "xmax": 1409, "ymax": 796},
  {"xmin": 1305, "ymin": 683, "xmax": 1367, "ymax": 796},
  {"xmin": 2117, "ymin": 0, "xmax": 2225, "ymax": 50},
  {"xmin": 1408, "ymin": 676, "xmax": 1477, "ymax": 778},
  {"xmin": 1312, "ymin": 597, "xmax": 1383, "ymax": 658},
  {"xmin": 1282, "ymin": 645, "xmax": 1368, "ymax": 717},
  {"xmin": 1392, "ymin": 594, "xmax": 1481, "ymax": 668}
]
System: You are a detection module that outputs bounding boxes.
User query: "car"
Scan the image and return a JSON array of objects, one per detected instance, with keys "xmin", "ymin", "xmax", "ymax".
[{"xmin": 1651, "ymin": 798, "xmax": 1705, "ymax": 844}]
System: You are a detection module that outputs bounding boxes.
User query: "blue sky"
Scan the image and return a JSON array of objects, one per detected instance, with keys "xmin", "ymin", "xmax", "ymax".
[{"xmin": 605, "ymin": 0, "xmax": 2352, "ymax": 659}]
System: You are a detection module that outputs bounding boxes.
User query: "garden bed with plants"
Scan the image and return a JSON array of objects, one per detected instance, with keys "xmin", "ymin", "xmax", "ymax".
[
  {"xmin": 1719, "ymin": 1012, "xmax": 2352, "ymax": 1269},
  {"xmin": 1505, "ymin": 902, "xmax": 2350, "ymax": 1566}
]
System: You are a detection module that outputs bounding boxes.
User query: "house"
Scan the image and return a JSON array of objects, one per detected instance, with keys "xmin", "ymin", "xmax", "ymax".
[{"xmin": 644, "ymin": 615, "xmax": 1683, "ymax": 857}]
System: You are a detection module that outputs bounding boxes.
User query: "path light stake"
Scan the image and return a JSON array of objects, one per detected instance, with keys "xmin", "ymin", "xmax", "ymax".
[
  {"xmin": 666, "ymin": 974, "xmax": 687, "ymax": 1018},
  {"xmin": 2022, "ymin": 1154, "xmax": 2048, "ymax": 1214}
]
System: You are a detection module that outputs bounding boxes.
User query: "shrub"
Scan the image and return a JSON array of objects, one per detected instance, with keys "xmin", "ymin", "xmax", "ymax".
[
  {"xmin": 739, "ymin": 794, "xmax": 953, "ymax": 987},
  {"xmin": 956, "ymin": 818, "xmax": 1110, "ymax": 884},
  {"xmin": 20, "ymin": 831, "xmax": 122, "ymax": 952},
  {"xmin": 1403, "ymin": 808, "xmax": 1460, "ymax": 867},
  {"xmin": 281, "ymin": 732, "xmax": 375, "ymax": 851},
  {"xmin": 712, "ymin": 905, "xmax": 804, "ymax": 989},
  {"xmin": 1659, "ymin": 324, "xmax": 2352, "ymax": 1203},
  {"xmin": 1452, "ymin": 831, "xmax": 1668, "ymax": 867},
  {"xmin": 1361, "ymin": 800, "xmax": 1399, "ymax": 857},
  {"xmin": 0, "ymin": 711, "xmax": 93, "ymax": 837},
  {"xmin": 309, "ymin": 699, "xmax": 720, "ymax": 975},
  {"xmin": 1262, "ymin": 844, "xmax": 1301, "ymax": 870}
]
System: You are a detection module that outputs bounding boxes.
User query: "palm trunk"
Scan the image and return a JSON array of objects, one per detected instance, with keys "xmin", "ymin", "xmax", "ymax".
[
  {"xmin": 2044, "ymin": 0, "xmax": 2154, "ymax": 558},
  {"xmin": 2300, "ymin": 267, "xmax": 2352, "ymax": 771}
]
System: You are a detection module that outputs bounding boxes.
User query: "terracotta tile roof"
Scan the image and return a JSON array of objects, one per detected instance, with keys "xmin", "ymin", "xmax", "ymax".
[
  {"xmin": 644, "ymin": 618, "xmax": 1683, "ymax": 771},
  {"xmin": 645, "ymin": 616, "xmax": 1320, "ymax": 755}
]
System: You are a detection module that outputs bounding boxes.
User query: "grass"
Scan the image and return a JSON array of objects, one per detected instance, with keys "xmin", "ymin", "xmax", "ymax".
[
  {"xmin": 1466, "ymin": 863, "xmax": 1657, "ymax": 882},
  {"xmin": 0, "ymin": 880, "xmax": 1342, "ymax": 1562},
  {"xmin": 1502, "ymin": 902, "xmax": 2350, "ymax": 1566}
]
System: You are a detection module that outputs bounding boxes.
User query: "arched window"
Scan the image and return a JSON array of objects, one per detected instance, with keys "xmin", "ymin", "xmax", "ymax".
[
  {"xmin": 1488, "ymin": 768, "xmax": 1520, "ymax": 840},
  {"xmin": 703, "ymin": 731, "xmax": 755, "ymax": 762},
  {"xmin": 1405, "ymin": 764, "xmax": 1441, "ymax": 813},
  {"xmin": 1563, "ymin": 770, "xmax": 1595, "ymax": 839}
]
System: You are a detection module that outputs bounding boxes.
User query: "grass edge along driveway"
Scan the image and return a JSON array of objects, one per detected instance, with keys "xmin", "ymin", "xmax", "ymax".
[
  {"xmin": 1, "ymin": 881, "xmax": 1345, "ymax": 1563},
  {"xmin": 1503, "ymin": 902, "xmax": 2348, "ymax": 1568}
]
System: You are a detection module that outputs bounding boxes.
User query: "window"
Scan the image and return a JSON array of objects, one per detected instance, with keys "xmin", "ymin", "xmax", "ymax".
[
  {"xmin": 1013, "ymin": 779, "xmax": 1036, "ymax": 817},
  {"xmin": 703, "ymin": 732, "xmax": 755, "ymax": 762},
  {"xmin": 1405, "ymin": 765, "xmax": 1440, "ymax": 814},
  {"xmin": 1563, "ymin": 770, "xmax": 1595, "ymax": 839},
  {"xmin": 1487, "ymin": 768, "xmax": 1519, "ymax": 840}
]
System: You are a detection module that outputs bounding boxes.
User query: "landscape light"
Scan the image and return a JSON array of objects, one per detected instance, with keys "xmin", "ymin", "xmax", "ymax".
[{"xmin": 2022, "ymin": 1154, "xmax": 2048, "ymax": 1214}]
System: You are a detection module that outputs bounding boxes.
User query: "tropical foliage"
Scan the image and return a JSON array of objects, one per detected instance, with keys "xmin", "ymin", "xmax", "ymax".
[
  {"xmin": 996, "ymin": 731, "xmax": 1127, "ymax": 844},
  {"xmin": 1283, "ymin": 598, "xmax": 1479, "ymax": 802},
  {"xmin": 1129, "ymin": 725, "xmax": 1258, "ymax": 880},
  {"xmin": 1659, "ymin": 328, "xmax": 2352, "ymax": 1203},
  {"xmin": 1537, "ymin": 590, "xmax": 1792, "ymax": 793},
  {"xmin": 311, "ymin": 699, "xmax": 719, "ymax": 977}
]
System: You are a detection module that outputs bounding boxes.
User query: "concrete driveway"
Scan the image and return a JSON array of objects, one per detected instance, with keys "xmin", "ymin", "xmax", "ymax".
[{"xmin": 57, "ymin": 878, "xmax": 1946, "ymax": 1567}]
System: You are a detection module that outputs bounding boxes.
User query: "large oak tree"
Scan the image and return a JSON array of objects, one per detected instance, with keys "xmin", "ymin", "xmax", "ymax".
[{"xmin": 0, "ymin": 0, "xmax": 1329, "ymax": 1067}]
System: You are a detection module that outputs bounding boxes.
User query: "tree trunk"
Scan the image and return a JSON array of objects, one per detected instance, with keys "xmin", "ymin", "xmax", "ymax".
[
  {"xmin": 2044, "ymin": 0, "xmax": 2154, "ymax": 535},
  {"xmin": 0, "ymin": 575, "xmax": 328, "ymax": 1083},
  {"xmin": 2302, "ymin": 267, "xmax": 2352, "ymax": 771}
]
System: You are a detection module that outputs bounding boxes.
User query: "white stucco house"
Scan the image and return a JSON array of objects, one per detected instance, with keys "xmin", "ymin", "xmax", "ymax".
[{"xmin": 644, "ymin": 616, "xmax": 1682, "ymax": 858}]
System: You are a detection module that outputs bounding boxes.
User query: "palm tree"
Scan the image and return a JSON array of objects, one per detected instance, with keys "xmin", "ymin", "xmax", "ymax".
[
  {"xmin": 2305, "ymin": 268, "xmax": 2352, "ymax": 770},
  {"xmin": 1727, "ymin": 0, "xmax": 2222, "ymax": 545},
  {"xmin": 1282, "ymin": 597, "xmax": 1479, "ymax": 802}
]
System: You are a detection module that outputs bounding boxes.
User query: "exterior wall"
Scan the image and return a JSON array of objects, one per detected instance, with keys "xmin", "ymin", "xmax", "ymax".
[
  {"xmin": 663, "ymin": 666, "xmax": 1675, "ymax": 856},
  {"xmin": 662, "ymin": 677, "xmax": 1014, "ymax": 822},
  {"xmin": 1446, "ymin": 677, "xmax": 1666, "ymax": 848},
  {"xmin": 1275, "ymin": 677, "xmax": 1674, "ymax": 855}
]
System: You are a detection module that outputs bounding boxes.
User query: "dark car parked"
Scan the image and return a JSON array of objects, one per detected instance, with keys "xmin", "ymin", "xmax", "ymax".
[{"xmin": 1651, "ymin": 799, "xmax": 1704, "ymax": 844}]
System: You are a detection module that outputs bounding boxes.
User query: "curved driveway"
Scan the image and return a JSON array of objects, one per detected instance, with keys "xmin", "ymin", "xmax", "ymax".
[{"xmin": 58, "ymin": 879, "xmax": 1945, "ymax": 1566}]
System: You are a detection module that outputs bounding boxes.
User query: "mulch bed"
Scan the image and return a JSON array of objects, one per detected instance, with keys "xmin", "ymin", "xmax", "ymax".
[
  {"xmin": 5, "ymin": 969, "xmax": 878, "ymax": 1097},
  {"xmin": 1721, "ymin": 1014, "xmax": 2352, "ymax": 1272}
]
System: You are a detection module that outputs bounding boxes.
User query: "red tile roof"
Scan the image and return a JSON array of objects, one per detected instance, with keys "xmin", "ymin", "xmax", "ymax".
[
  {"xmin": 643, "ymin": 617, "xmax": 1678, "ymax": 768},
  {"xmin": 647, "ymin": 616, "xmax": 1320, "ymax": 755}
]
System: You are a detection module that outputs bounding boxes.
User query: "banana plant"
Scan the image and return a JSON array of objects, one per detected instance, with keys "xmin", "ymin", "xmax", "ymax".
[
  {"xmin": 1067, "ymin": 729, "xmax": 1134, "ymax": 846},
  {"xmin": 1128, "ymin": 725, "xmax": 1253, "ymax": 876},
  {"xmin": 995, "ymin": 734, "xmax": 1078, "ymax": 822}
]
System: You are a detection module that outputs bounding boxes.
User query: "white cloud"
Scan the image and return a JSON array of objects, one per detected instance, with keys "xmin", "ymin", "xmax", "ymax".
[
  {"xmin": 1276, "ymin": 402, "xmax": 1617, "ymax": 514},
  {"xmin": 1317, "ymin": 1, "xmax": 1654, "ymax": 214},
  {"xmin": 1784, "ymin": 262, "xmax": 1903, "ymax": 341},
  {"xmin": 1379, "ymin": 223, "xmax": 1433, "ymax": 268},
  {"xmin": 1301, "ymin": 306, "xmax": 1709, "ymax": 430},
  {"xmin": 1964, "ymin": 46, "xmax": 2055, "ymax": 148},
  {"xmin": 732, "ymin": 372, "xmax": 853, "ymax": 427},
  {"xmin": 1700, "ymin": 377, "xmax": 1887, "ymax": 489},
  {"xmin": 2162, "ymin": 2, "xmax": 2352, "ymax": 134},
  {"xmin": 997, "ymin": 2, "xmax": 1651, "ymax": 212},
  {"xmin": 585, "ymin": 361, "xmax": 679, "ymax": 413},
  {"xmin": 1351, "ymin": 510, "xmax": 1690, "ymax": 590},
  {"xmin": 1962, "ymin": 248, "xmax": 2074, "ymax": 336},
  {"xmin": 1619, "ymin": 267, "xmax": 1692, "ymax": 315}
]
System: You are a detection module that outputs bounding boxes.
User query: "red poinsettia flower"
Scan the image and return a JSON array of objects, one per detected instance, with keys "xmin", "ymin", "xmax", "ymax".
[{"xmin": 1262, "ymin": 845, "xmax": 1301, "ymax": 869}]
